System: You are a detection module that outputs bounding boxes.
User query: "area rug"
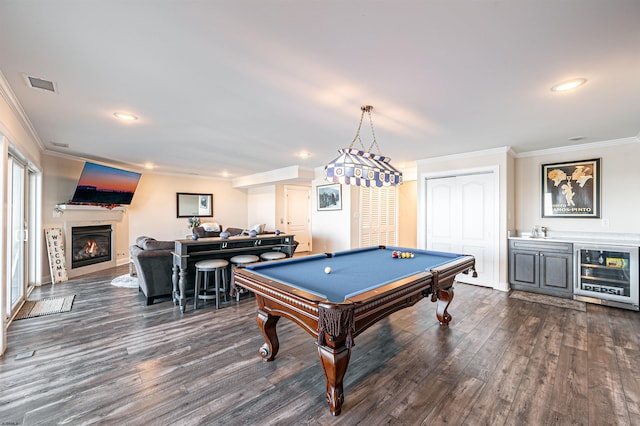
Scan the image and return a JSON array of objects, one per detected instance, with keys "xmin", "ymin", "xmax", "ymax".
[
  {"xmin": 15, "ymin": 295, "xmax": 76, "ymax": 320},
  {"xmin": 509, "ymin": 291, "xmax": 586, "ymax": 312},
  {"xmin": 111, "ymin": 274, "xmax": 139, "ymax": 289}
]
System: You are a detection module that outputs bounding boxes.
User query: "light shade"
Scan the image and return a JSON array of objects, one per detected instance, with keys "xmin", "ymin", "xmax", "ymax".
[
  {"xmin": 324, "ymin": 105, "xmax": 403, "ymax": 187},
  {"xmin": 325, "ymin": 148, "xmax": 402, "ymax": 187}
]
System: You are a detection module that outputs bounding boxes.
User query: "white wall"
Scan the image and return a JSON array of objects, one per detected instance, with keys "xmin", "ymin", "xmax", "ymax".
[
  {"xmin": 247, "ymin": 185, "xmax": 276, "ymax": 231},
  {"xmin": 126, "ymin": 173, "xmax": 248, "ymax": 242},
  {"xmin": 275, "ymin": 184, "xmax": 285, "ymax": 229},
  {"xmin": 0, "ymin": 89, "xmax": 42, "ymax": 167},
  {"xmin": 311, "ymin": 171, "xmax": 353, "ymax": 253},
  {"xmin": 398, "ymin": 180, "xmax": 417, "ymax": 248},
  {"xmin": 514, "ymin": 138, "xmax": 640, "ymax": 234}
]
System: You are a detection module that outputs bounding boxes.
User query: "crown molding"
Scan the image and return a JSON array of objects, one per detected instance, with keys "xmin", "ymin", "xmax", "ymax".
[
  {"xmin": 515, "ymin": 136, "xmax": 640, "ymax": 158},
  {"xmin": 42, "ymin": 149, "xmax": 236, "ymax": 182},
  {"xmin": 416, "ymin": 146, "xmax": 513, "ymax": 165},
  {"xmin": 0, "ymin": 69, "xmax": 44, "ymax": 151}
]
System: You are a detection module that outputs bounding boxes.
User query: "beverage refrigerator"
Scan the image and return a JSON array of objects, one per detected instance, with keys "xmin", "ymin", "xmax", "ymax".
[{"xmin": 574, "ymin": 244, "xmax": 639, "ymax": 311}]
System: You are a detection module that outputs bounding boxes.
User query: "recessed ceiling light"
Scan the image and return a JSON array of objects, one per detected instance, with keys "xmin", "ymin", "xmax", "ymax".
[
  {"xmin": 143, "ymin": 163, "xmax": 155, "ymax": 169},
  {"xmin": 297, "ymin": 151, "xmax": 312, "ymax": 159},
  {"xmin": 568, "ymin": 136, "xmax": 586, "ymax": 141},
  {"xmin": 113, "ymin": 112, "xmax": 138, "ymax": 121},
  {"xmin": 551, "ymin": 78, "xmax": 587, "ymax": 92}
]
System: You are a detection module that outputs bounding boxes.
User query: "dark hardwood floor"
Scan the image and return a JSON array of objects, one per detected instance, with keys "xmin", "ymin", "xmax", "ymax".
[{"xmin": 1, "ymin": 265, "xmax": 639, "ymax": 425}]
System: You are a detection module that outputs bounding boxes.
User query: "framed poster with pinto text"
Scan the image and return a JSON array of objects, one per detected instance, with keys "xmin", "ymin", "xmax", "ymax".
[{"xmin": 541, "ymin": 158, "xmax": 600, "ymax": 218}]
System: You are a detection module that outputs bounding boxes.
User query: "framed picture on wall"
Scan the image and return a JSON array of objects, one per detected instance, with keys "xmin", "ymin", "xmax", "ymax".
[
  {"xmin": 317, "ymin": 183, "xmax": 342, "ymax": 211},
  {"xmin": 176, "ymin": 192, "xmax": 213, "ymax": 217},
  {"xmin": 541, "ymin": 158, "xmax": 601, "ymax": 218}
]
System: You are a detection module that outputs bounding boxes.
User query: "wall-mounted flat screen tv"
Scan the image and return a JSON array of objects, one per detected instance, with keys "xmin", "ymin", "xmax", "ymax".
[{"xmin": 71, "ymin": 162, "xmax": 142, "ymax": 205}]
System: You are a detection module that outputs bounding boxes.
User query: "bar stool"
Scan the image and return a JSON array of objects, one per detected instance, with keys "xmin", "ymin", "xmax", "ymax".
[
  {"xmin": 260, "ymin": 251, "xmax": 287, "ymax": 261},
  {"xmin": 194, "ymin": 259, "xmax": 229, "ymax": 310},
  {"xmin": 230, "ymin": 254, "xmax": 260, "ymax": 301}
]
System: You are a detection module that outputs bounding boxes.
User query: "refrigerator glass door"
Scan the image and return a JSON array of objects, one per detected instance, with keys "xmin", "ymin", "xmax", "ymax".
[{"xmin": 575, "ymin": 245, "xmax": 639, "ymax": 307}]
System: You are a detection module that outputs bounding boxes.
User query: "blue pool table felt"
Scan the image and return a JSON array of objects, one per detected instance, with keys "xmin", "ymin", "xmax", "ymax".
[{"xmin": 243, "ymin": 246, "xmax": 465, "ymax": 303}]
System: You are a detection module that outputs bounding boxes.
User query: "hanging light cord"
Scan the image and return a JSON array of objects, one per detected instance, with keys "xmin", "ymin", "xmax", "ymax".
[{"xmin": 349, "ymin": 105, "xmax": 382, "ymax": 155}]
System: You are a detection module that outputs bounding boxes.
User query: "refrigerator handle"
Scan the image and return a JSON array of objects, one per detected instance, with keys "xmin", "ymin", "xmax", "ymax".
[{"xmin": 574, "ymin": 248, "xmax": 580, "ymax": 290}]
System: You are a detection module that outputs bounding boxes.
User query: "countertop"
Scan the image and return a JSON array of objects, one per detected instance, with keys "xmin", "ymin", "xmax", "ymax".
[{"xmin": 508, "ymin": 230, "xmax": 640, "ymax": 247}]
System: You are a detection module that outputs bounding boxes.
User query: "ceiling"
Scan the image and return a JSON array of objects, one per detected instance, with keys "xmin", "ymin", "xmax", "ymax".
[{"xmin": 1, "ymin": 1, "xmax": 639, "ymax": 182}]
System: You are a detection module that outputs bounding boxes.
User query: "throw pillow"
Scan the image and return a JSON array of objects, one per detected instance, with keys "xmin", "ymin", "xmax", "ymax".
[
  {"xmin": 143, "ymin": 239, "xmax": 175, "ymax": 251},
  {"xmin": 201, "ymin": 222, "xmax": 221, "ymax": 232},
  {"xmin": 225, "ymin": 227, "xmax": 244, "ymax": 236},
  {"xmin": 250, "ymin": 223, "xmax": 265, "ymax": 234},
  {"xmin": 136, "ymin": 236, "xmax": 153, "ymax": 247}
]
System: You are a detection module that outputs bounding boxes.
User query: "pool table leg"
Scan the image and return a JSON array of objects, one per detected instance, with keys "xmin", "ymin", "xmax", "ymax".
[
  {"xmin": 317, "ymin": 343, "xmax": 351, "ymax": 416},
  {"xmin": 256, "ymin": 309, "xmax": 280, "ymax": 361},
  {"xmin": 435, "ymin": 287, "xmax": 454, "ymax": 325}
]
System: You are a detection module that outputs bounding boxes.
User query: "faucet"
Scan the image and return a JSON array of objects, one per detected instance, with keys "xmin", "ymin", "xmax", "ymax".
[
  {"xmin": 530, "ymin": 225, "xmax": 547, "ymax": 238},
  {"xmin": 540, "ymin": 226, "xmax": 548, "ymax": 238}
]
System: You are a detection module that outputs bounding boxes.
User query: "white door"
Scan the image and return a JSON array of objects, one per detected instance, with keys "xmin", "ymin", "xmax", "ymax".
[
  {"xmin": 426, "ymin": 172, "xmax": 495, "ymax": 287},
  {"xmin": 285, "ymin": 186, "xmax": 311, "ymax": 253}
]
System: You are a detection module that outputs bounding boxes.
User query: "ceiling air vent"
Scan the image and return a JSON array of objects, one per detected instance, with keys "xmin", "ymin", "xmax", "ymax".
[
  {"xmin": 25, "ymin": 75, "xmax": 57, "ymax": 93},
  {"xmin": 51, "ymin": 141, "xmax": 69, "ymax": 148}
]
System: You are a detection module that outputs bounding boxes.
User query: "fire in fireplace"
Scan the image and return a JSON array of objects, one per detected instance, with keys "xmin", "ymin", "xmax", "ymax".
[{"xmin": 71, "ymin": 225, "xmax": 112, "ymax": 269}]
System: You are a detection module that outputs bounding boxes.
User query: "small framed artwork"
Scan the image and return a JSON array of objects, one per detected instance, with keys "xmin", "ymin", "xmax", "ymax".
[
  {"xmin": 541, "ymin": 158, "xmax": 600, "ymax": 218},
  {"xmin": 317, "ymin": 183, "xmax": 342, "ymax": 211}
]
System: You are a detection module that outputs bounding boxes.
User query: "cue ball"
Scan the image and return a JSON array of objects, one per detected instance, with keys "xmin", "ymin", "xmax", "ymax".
[{"xmin": 324, "ymin": 266, "xmax": 332, "ymax": 274}]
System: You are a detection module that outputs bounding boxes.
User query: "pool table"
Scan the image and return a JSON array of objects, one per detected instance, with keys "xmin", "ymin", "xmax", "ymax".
[{"xmin": 233, "ymin": 245, "xmax": 476, "ymax": 416}]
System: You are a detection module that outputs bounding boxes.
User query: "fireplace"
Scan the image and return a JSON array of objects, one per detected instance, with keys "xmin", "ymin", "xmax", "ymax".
[{"xmin": 71, "ymin": 225, "xmax": 112, "ymax": 269}]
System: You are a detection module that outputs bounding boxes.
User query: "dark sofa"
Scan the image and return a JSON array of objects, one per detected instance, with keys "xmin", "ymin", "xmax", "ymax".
[{"xmin": 129, "ymin": 236, "xmax": 175, "ymax": 305}]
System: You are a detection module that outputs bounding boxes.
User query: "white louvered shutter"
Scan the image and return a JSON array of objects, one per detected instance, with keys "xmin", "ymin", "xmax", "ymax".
[{"xmin": 359, "ymin": 186, "xmax": 398, "ymax": 248}]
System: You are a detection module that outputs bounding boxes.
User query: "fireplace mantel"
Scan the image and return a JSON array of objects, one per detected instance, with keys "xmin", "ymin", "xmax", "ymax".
[{"xmin": 56, "ymin": 203, "xmax": 126, "ymax": 212}]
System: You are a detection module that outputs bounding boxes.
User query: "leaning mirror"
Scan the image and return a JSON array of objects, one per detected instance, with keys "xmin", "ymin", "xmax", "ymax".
[{"xmin": 176, "ymin": 193, "xmax": 213, "ymax": 218}]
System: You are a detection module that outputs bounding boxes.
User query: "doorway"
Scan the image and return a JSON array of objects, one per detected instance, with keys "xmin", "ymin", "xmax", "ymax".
[
  {"xmin": 6, "ymin": 152, "xmax": 37, "ymax": 319},
  {"xmin": 284, "ymin": 185, "xmax": 311, "ymax": 253},
  {"xmin": 422, "ymin": 168, "xmax": 498, "ymax": 288}
]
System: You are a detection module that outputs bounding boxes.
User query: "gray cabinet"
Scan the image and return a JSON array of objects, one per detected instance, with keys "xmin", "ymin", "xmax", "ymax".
[{"xmin": 509, "ymin": 239, "xmax": 573, "ymax": 298}]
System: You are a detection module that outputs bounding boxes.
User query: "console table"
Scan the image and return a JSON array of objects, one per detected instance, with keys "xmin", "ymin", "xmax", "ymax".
[{"xmin": 172, "ymin": 233, "xmax": 296, "ymax": 312}]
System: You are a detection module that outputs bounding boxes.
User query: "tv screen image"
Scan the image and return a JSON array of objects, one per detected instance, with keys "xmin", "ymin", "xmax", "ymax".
[{"xmin": 71, "ymin": 162, "xmax": 141, "ymax": 205}]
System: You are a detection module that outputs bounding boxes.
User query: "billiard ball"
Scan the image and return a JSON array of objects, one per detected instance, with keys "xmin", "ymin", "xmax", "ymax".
[{"xmin": 324, "ymin": 266, "xmax": 332, "ymax": 274}]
